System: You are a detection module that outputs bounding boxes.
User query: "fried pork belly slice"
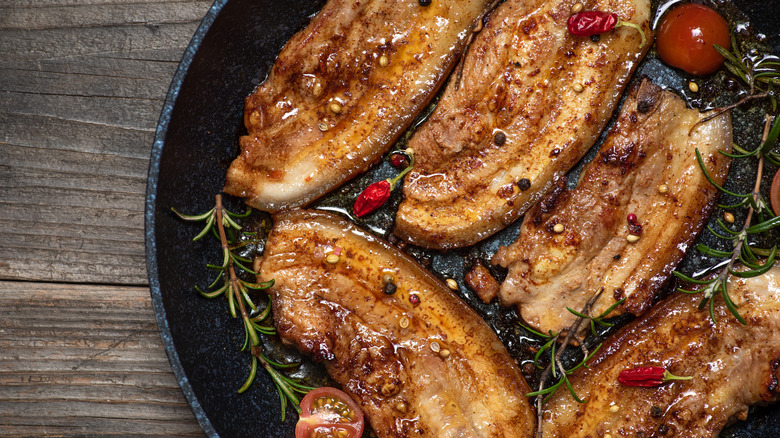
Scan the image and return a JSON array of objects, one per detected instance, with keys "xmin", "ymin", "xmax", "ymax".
[
  {"xmin": 224, "ymin": 0, "xmax": 493, "ymax": 212},
  {"xmin": 258, "ymin": 210, "xmax": 535, "ymax": 438},
  {"xmin": 492, "ymin": 80, "xmax": 732, "ymax": 333},
  {"xmin": 393, "ymin": 0, "xmax": 651, "ymax": 249},
  {"xmin": 543, "ymin": 265, "xmax": 780, "ymax": 438}
]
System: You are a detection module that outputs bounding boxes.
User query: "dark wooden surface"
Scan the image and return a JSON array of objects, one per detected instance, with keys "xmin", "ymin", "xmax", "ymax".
[{"xmin": 1, "ymin": 1, "xmax": 214, "ymax": 435}]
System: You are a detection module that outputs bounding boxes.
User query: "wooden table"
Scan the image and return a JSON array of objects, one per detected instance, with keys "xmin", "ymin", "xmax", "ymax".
[{"xmin": 1, "ymin": 1, "xmax": 215, "ymax": 435}]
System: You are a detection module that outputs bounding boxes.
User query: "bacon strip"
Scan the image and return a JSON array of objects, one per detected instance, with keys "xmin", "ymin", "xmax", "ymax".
[
  {"xmin": 492, "ymin": 79, "xmax": 732, "ymax": 333},
  {"xmin": 394, "ymin": 0, "xmax": 651, "ymax": 249},
  {"xmin": 258, "ymin": 210, "xmax": 535, "ymax": 438},
  {"xmin": 224, "ymin": 0, "xmax": 493, "ymax": 212}
]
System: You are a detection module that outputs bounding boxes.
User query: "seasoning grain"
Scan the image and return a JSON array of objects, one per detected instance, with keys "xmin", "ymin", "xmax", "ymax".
[{"xmin": 326, "ymin": 254, "xmax": 340, "ymax": 264}]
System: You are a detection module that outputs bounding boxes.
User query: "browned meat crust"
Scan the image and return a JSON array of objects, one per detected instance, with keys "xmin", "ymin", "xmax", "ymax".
[
  {"xmin": 543, "ymin": 265, "xmax": 780, "ymax": 438},
  {"xmin": 224, "ymin": 0, "xmax": 493, "ymax": 212},
  {"xmin": 465, "ymin": 263, "xmax": 500, "ymax": 304},
  {"xmin": 492, "ymin": 80, "xmax": 732, "ymax": 333},
  {"xmin": 258, "ymin": 210, "xmax": 535, "ymax": 438},
  {"xmin": 394, "ymin": 0, "xmax": 651, "ymax": 249}
]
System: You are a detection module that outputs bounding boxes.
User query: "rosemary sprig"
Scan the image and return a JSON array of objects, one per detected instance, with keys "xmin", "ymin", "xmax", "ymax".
[
  {"xmin": 566, "ymin": 297, "xmax": 626, "ymax": 336},
  {"xmin": 714, "ymin": 34, "xmax": 780, "ymax": 110},
  {"xmin": 689, "ymin": 33, "xmax": 779, "ymax": 133},
  {"xmin": 524, "ymin": 287, "xmax": 611, "ymax": 438},
  {"xmin": 172, "ymin": 194, "xmax": 314, "ymax": 421},
  {"xmin": 674, "ymin": 115, "xmax": 780, "ymax": 324}
]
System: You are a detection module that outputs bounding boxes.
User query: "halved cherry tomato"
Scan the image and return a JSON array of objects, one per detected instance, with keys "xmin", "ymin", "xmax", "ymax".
[
  {"xmin": 771, "ymin": 168, "xmax": 780, "ymax": 216},
  {"xmin": 295, "ymin": 387, "xmax": 365, "ymax": 438},
  {"xmin": 656, "ymin": 3, "xmax": 730, "ymax": 76}
]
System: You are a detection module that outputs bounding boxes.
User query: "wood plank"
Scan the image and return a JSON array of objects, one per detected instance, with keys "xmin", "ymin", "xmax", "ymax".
[
  {"xmin": 0, "ymin": 281, "xmax": 204, "ymax": 437},
  {"xmin": 0, "ymin": 0, "xmax": 213, "ymax": 284}
]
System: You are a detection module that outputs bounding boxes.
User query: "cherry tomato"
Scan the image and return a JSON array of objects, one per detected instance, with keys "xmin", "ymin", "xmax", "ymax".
[
  {"xmin": 295, "ymin": 387, "xmax": 365, "ymax": 438},
  {"xmin": 771, "ymin": 168, "xmax": 780, "ymax": 216},
  {"xmin": 656, "ymin": 3, "xmax": 730, "ymax": 76}
]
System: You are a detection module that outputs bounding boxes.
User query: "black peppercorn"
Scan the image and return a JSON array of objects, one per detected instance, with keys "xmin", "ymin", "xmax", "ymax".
[
  {"xmin": 650, "ymin": 406, "xmax": 663, "ymax": 417},
  {"xmin": 384, "ymin": 282, "xmax": 397, "ymax": 295},
  {"xmin": 494, "ymin": 131, "xmax": 507, "ymax": 145},
  {"xmin": 419, "ymin": 0, "xmax": 432, "ymax": 6},
  {"xmin": 590, "ymin": 34, "xmax": 601, "ymax": 42},
  {"xmin": 517, "ymin": 178, "xmax": 531, "ymax": 191}
]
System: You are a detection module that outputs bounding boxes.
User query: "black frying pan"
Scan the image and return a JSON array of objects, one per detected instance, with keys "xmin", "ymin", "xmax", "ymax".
[{"xmin": 145, "ymin": 0, "xmax": 780, "ymax": 436}]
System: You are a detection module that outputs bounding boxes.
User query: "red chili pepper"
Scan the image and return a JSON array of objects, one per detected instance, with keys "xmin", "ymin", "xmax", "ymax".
[
  {"xmin": 353, "ymin": 149, "xmax": 415, "ymax": 217},
  {"xmin": 354, "ymin": 180, "xmax": 392, "ymax": 217},
  {"xmin": 618, "ymin": 366, "xmax": 692, "ymax": 387},
  {"xmin": 567, "ymin": 11, "xmax": 646, "ymax": 46}
]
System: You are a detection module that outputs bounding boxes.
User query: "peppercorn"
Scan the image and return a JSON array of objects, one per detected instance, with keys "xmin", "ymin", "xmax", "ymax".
[
  {"xmin": 418, "ymin": 0, "xmax": 431, "ymax": 5},
  {"xmin": 494, "ymin": 131, "xmax": 507, "ymax": 145},
  {"xmin": 409, "ymin": 294, "xmax": 420, "ymax": 305},
  {"xmin": 384, "ymin": 282, "xmax": 397, "ymax": 295},
  {"xmin": 517, "ymin": 178, "xmax": 531, "ymax": 191}
]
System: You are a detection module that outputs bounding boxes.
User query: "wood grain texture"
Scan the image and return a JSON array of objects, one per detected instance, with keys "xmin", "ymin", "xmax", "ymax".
[
  {"xmin": 0, "ymin": 282, "xmax": 204, "ymax": 436},
  {"xmin": 1, "ymin": 1, "xmax": 213, "ymax": 436},
  {"xmin": 0, "ymin": 0, "xmax": 212, "ymax": 284}
]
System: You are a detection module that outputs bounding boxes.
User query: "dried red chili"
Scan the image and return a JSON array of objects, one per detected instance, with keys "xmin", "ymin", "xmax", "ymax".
[
  {"xmin": 353, "ymin": 149, "xmax": 415, "ymax": 217},
  {"xmin": 618, "ymin": 366, "xmax": 692, "ymax": 387},
  {"xmin": 354, "ymin": 180, "xmax": 392, "ymax": 217},
  {"xmin": 567, "ymin": 11, "xmax": 646, "ymax": 46}
]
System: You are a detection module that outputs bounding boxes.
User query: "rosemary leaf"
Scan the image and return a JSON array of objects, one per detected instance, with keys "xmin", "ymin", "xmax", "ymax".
[
  {"xmin": 695, "ymin": 149, "xmax": 748, "ymax": 198},
  {"xmin": 238, "ymin": 355, "xmax": 258, "ymax": 393}
]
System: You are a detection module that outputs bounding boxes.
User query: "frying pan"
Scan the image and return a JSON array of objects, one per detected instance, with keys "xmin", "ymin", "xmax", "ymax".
[{"xmin": 145, "ymin": 0, "xmax": 780, "ymax": 436}]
